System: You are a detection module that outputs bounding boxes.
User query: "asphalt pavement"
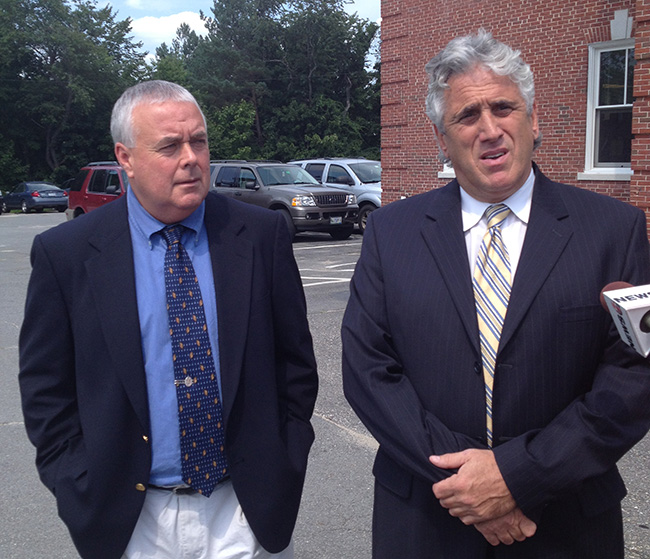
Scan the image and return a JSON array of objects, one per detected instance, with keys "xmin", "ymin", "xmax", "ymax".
[{"xmin": 1, "ymin": 211, "xmax": 648, "ymax": 558}]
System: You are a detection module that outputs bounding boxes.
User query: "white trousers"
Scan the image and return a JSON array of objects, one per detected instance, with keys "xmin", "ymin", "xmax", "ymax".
[{"xmin": 121, "ymin": 480, "xmax": 294, "ymax": 559}]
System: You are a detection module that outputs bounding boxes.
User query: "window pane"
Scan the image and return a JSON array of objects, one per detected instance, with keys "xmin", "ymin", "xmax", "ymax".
[
  {"xmin": 627, "ymin": 48, "xmax": 634, "ymax": 104},
  {"xmin": 596, "ymin": 107, "xmax": 631, "ymax": 165},
  {"xmin": 599, "ymin": 50, "xmax": 626, "ymax": 106}
]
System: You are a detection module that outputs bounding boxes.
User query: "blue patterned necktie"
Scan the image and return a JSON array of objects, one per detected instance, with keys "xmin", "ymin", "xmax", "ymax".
[
  {"xmin": 472, "ymin": 204, "xmax": 512, "ymax": 448},
  {"xmin": 161, "ymin": 225, "xmax": 227, "ymax": 496}
]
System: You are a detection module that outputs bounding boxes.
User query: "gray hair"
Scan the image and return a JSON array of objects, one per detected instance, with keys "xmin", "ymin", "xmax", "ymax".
[
  {"xmin": 425, "ymin": 29, "xmax": 541, "ymax": 164},
  {"xmin": 111, "ymin": 80, "xmax": 206, "ymax": 147}
]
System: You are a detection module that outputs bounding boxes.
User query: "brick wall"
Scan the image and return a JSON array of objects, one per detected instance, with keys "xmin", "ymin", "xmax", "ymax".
[{"xmin": 381, "ymin": 0, "xmax": 645, "ymax": 213}]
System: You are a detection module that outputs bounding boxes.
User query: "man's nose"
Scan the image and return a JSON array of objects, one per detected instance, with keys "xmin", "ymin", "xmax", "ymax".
[
  {"xmin": 179, "ymin": 141, "xmax": 198, "ymax": 165},
  {"xmin": 478, "ymin": 112, "xmax": 502, "ymax": 141}
]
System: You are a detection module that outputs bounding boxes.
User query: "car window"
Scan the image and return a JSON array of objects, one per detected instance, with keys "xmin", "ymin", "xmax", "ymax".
[
  {"xmin": 215, "ymin": 167, "xmax": 240, "ymax": 187},
  {"xmin": 88, "ymin": 169, "xmax": 108, "ymax": 193},
  {"xmin": 71, "ymin": 170, "xmax": 89, "ymax": 192},
  {"xmin": 239, "ymin": 168, "xmax": 256, "ymax": 188},
  {"xmin": 106, "ymin": 170, "xmax": 121, "ymax": 193},
  {"xmin": 258, "ymin": 166, "xmax": 319, "ymax": 186},
  {"xmin": 348, "ymin": 162, "xmax": 381, "ymax": 183},
  {"xmin": 327, "ymin": 165, "xmax": 353, "ymax": 184},
  {"xmin": 305, "ymin": 163, "xmax": 325, "ymax": 181}
]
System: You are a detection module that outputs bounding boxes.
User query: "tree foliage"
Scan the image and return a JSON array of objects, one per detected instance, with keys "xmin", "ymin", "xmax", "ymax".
[
  {"xmin": 0, "ymin": 0, "xmax": 147, "ymax": 185},
  {"xmin": 2, "ymin": 0, "xmax": 380, "ymax": 187}
]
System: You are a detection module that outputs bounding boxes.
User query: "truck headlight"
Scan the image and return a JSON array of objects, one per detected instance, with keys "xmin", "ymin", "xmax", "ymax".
[{"xmin": 291, "ymin": 195, "xmax": 317, "ymax": 207}]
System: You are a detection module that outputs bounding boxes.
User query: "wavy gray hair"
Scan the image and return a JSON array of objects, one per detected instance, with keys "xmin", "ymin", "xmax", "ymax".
[
  {"xmin": 111, "ymin": 80, "xmax": 206, "ymax": 147},
  {"xmin": 425, "ymin": 30, "xmax": 541, "ymax": 164}
]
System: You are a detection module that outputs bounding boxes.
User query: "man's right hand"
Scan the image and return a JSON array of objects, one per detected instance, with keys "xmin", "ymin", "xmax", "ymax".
[{"xmin": 474, "ymin": 507, "xmax": 537, "ymax": 545}]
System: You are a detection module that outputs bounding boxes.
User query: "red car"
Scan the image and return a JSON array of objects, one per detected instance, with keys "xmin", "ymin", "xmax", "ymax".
[{"xmin": 66, "ymin": 161, "xmax": 129, "ymax": 220}]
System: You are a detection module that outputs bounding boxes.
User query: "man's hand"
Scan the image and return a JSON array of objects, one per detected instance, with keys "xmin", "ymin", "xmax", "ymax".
[
  {"xmin": 474, "ymin": 507, "xmax": 537, "ymax": 545},
  {"xmin": 430, "ymin": 449, "xmax": 515, "ymax": 524}
]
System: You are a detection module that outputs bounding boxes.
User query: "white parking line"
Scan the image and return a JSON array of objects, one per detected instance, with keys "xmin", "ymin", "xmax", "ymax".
[
  {"xmin": 301, "ymin": 276, "xmax": 352, "ymax": 287},
  {"xmin": 293, "ymin": 242, "xmax": 360, "ymax": 251}
]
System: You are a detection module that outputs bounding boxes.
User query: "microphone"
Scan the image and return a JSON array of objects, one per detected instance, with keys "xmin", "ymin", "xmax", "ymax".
[{"xmin": 600, "ymin": 282, "xmax": 650, "ymax": 356}]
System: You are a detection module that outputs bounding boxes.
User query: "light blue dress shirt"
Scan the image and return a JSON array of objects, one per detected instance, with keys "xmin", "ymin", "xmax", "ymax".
[{"xmin": 127, "ymin": 188, "xmax": 222, "ymax": 486}]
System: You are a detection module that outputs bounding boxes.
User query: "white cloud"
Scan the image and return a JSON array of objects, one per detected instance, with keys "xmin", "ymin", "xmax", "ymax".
[{"xmin": 130, "ymin": 11, "xmax": 206, "ymax": 52}]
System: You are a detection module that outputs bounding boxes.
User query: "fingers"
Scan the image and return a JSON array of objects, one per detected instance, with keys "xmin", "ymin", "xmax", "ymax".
[{"xmin": 474, "ymin": 508, "xmax": 537, "ymax": 546}]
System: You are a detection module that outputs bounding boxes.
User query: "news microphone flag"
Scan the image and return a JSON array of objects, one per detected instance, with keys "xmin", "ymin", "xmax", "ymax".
[{"xmin": 601, "ymin": 283, "xmax": 650, "ymax": 357}]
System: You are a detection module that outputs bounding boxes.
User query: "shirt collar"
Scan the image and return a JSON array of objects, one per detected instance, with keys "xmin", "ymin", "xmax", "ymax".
[
  {"xmin": 460, "ymin": 167, "xmax": 535, "ymax": 233},
  {"xmin": 127, "ymin": 187, "xmax": 205, "ymax": 248}
]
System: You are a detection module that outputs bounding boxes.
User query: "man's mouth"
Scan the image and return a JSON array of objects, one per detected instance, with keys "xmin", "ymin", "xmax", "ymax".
[{"xmin": 482, "ymin": 150, "xmax": 506, "ymax": 160}]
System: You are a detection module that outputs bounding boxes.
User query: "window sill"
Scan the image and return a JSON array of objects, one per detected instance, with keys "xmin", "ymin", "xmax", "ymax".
[{"xmin": 577, "ymin": 169, "xmax": 632, "ymax": 182}]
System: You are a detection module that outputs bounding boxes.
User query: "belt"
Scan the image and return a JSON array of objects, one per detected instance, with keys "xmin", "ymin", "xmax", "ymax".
[
  {"xmin": 149, "ymin": 477, "xmax": 230, "ymax": 495},
  {"xmin": 148, "ymin": 484, "xmax": 197, "ymax": 495}
]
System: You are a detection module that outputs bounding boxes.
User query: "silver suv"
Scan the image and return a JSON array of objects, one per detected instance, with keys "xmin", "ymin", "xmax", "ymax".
[
  {"xmin": 210, "ymin": 161, "xmax": 358, "ymax": 240},
  {"xmin": 291, "ymin": 158, "xmax": 381, "ymax": 233}
]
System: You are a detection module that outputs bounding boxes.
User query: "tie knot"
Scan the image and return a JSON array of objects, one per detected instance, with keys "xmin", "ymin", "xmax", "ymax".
[
  {"xmin": 161, "ymin": 225, "xmax": 184, "ymax": 248},
  {"xmin": 485, "ymin": 204, "xmax": 510, "ymax": 229}
]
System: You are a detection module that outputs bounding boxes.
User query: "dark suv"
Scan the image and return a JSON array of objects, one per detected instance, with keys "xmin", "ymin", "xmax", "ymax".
[
  {"xmin": 66, "ymin": 161, "xmax": 129, "ymax": 220},
  {"xmin": 210, "ymin": 161, "xmax": 358, "ymax": 240}
]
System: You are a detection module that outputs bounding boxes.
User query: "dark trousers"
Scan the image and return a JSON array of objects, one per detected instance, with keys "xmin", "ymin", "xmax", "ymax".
[{"xmin": 372, "ymin": 475, "xmax": 624, "ymax": 559}]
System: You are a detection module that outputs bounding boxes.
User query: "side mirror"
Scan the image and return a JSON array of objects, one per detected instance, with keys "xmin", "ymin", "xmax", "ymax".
[
  {"xmin": 105, "ymin": 184, "xmax": 120, "ymax": 195},
  {"xmin": 244, "ymin": 179, "xmax": 258, "ymax": 190}
]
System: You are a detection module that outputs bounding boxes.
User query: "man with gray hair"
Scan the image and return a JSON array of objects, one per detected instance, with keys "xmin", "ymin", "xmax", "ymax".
[
  {"xmin": 342, "ymin": 30, "xmax": 650, "ymax": 557},
  {"xmin": 19, "ymin": 80, "xmax": 318, "ymax": 559}
]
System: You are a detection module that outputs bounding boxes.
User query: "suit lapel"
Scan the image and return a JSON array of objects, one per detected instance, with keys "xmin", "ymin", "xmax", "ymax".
[
  {"xmin": 84, "ymin": 198, "xmax": 150, "ymax": 431},
  {"xmin": 420, "ymin": 182, "xmax": 481, "ymax": 355},
  {"xmin": 204, "ymin": 194, "xmax": 253, "ymax": 422},
  {"xmin": 499, "ymin": 171, "xmax": 573, "ymax": 352}
]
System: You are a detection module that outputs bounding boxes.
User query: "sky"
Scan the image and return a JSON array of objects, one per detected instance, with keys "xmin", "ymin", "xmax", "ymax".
[{"xmin": 104, "ymin": 0, "xmax": 381, "ymax": 57}]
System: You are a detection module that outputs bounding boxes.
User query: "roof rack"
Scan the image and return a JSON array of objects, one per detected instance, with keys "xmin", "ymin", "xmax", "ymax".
[
  {"xmin": 87, "ymin": 161, "xmax": 119, "ymax": 166},
  {"xmin": 211, "ymin": 159, "xmax": 284, "ymax": 164}
]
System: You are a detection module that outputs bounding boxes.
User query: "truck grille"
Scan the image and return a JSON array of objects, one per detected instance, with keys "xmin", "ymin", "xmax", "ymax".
[{"xmin": 314, "ymin": 194, "xmax": 347, "ymax": 206}]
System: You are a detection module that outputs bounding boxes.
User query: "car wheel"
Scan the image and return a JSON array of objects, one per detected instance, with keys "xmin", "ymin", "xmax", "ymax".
[
  {"xmin": 329, "ymin": 226, "xmax": 353, "ymax": 241},
  {"xmin": 57, "ymin": 207, "xmax": 66, "ymax": 212},
  {"xmin": 358, "ymin": 204, "xmax": 376, "ymax": 234},
  {"xmin": 21, "ymin": 201, "xmax": 30, "ymax": 213},
  {"xmin": 1, "ymin": 202, "xmax": 7, "ymax": 213},
  {"xmin": 277, "ymin": 209, "xmax": 296, "ymax": 240}
]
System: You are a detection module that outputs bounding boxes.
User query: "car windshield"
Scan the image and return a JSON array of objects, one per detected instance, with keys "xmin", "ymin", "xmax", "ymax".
[
  {"xmin": 28, "ymin": 182, "xmax": 61, "ymax": 191},
  {"xmin": 258, "ymin": 165, "xmax": 319, "ymax": 186},
  {"xmin": 348, "ymin": 162, "xmax": 381, "ymax": 183}
]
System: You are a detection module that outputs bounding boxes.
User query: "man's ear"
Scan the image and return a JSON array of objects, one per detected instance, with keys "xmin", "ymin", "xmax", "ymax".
[
  {"xmin": 433, "ymin": 125, "xmax": 449, "ymax": 159},
  {"xmin": 115, "ymin": 143, "xmax": 135, "ymax": 178}
]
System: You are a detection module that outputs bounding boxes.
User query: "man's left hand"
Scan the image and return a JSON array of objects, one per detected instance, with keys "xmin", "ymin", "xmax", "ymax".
[{"xmin": 430, "ymin": 449, "xmax": 516, "ymax": 524}]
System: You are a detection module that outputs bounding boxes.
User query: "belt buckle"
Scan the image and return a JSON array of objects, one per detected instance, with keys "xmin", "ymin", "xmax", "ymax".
[{"xmin": 171, "ymin": 486, "xmax": 197, "ymax": 495}]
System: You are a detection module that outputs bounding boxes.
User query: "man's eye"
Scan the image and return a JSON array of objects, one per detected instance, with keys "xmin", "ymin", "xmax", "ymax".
[
  {"xmin": 494, "ymin": 105, "xmax": 513, "ymax": 117},
  {"xmin": 191, "ymin": 139, "xmax": 208, "ymax": 149},
  {"xmin": 159, "ymin": 144, "xmax": 177, "ymax": 154},
  {"xmin": 458, "ymin": 112, "xmax": 478, "ymax": 124}
]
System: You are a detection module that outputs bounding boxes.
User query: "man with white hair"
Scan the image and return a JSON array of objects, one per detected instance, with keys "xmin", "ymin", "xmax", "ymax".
[
  {"xmin": 20, "ymin": 80, "xmax": 318, "ymax": 559},
  {"xmin": 342, "ymin": 30, "xmax": 650, "ymax": 558}
]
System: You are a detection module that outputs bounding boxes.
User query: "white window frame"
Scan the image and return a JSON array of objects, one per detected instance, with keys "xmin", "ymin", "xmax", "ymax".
[{"xmin": 578, "ymin": 39, "xmax": 634, "ymax": 181}]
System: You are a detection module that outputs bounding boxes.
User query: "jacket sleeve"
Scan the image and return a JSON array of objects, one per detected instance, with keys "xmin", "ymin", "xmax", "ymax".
[
  {"xmin": 342, "ymin": 213, "xmax": 486, "ymax": 485},
  {"xmin": 494, "ymin": 208, "xmax": 650, "ymax": 515},
  {"xmin": 19, "ymin": 234, "xmax": 85, "ymax": 493},
  {"xmin": 270, "ymin": 214, "xmax": 319, "ymax": 471}
]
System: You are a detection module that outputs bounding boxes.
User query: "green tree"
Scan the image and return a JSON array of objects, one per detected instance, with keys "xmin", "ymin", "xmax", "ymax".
[{"xmin": 0, "ymin": 0, "xmax": 147, "ymax": 182}]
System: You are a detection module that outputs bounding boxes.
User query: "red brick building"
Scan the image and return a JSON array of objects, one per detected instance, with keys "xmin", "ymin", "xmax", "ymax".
[{"xmin": 380, "ymin": 0, "xmax": 650, "ymax": 222}]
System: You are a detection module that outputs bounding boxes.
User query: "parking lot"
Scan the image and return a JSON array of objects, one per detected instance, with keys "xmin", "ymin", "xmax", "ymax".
[{"xmin": 1, "ymin": 211, "xmax": 649, "ymax": 558}]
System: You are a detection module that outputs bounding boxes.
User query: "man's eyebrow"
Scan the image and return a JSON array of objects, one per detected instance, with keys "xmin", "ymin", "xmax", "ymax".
[{"xmin": 154, "ymin": 131, "xmax": 207, "ymax": 147}]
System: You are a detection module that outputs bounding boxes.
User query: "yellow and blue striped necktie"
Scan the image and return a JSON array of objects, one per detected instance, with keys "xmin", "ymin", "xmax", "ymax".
[{"xmin": 472, "ymin": 204, "xmax": 512, "ymax": 448}]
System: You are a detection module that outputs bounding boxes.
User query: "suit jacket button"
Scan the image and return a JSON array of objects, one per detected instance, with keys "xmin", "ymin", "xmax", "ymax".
[{"xmin": 135, "ymin": 483, "xmax": 147, "ymax": 492}]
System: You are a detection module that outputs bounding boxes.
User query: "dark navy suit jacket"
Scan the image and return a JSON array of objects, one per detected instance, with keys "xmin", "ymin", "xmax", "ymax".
[
  {"xmin": 342, "ymin": 167, "xmax": 650, "ymax": 557},
  {"xmin": 19, "ymin": 192, "xmax": 318, "ymax": 559}
]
